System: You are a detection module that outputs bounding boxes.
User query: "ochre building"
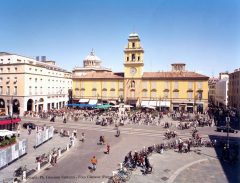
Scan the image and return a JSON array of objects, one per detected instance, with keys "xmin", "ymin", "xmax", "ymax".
[{"xmin": 72, "ymin": 33, "xmax": 209, "ymax": 112}]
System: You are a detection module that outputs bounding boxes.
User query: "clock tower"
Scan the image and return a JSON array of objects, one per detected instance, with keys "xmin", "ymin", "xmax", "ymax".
[{"xmin": 123, "ymin": 33, "xmax": 144, "ymax": 106}]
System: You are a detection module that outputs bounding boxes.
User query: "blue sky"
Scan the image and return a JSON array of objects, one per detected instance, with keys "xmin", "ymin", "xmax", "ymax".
[{"xmin": 0, "ymin": 0, "xmax": 239, "ymax": 77}]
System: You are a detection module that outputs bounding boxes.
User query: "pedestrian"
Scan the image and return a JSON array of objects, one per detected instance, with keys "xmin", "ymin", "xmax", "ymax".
[
  {"xmin": 28, "ymin": 128, "xmax": 31, "ymax": 135},
  {"xmin": 73, "ymin": 129, "xmax": 77, "ymax": 138},
  {"xmin": 81, "ymin": 132, "xmax": 85, "ymax": 142},
  {"xmin": 90, "ymin": 156, "xmax": 97, "ymax": 171},
  {"xmin": 106, "ymin": 144, "xmax": 110, "ymax": 154},
  {"xmin": 144, "ymin": 156, "xmax": 152, "ymax": 173},
  {"xmin": 17, "ymin": 127, "xmax": 20, "ymax": 137},
  {"xmin": 187, "ymin": 140, "xmax": 191, "ymax": 152}
]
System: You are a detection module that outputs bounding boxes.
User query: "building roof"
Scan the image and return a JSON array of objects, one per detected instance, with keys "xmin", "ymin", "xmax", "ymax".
[
  {"xmin": 73, "ymin": 72, "xmax": 124, "ymax": 79},
  {"xmin": 143, "ymin": 71, "xmax": 209, "ymax": 80},
  {"xmin": 84, "ymin": 50, "xmax": 101, "ymax": 62}
]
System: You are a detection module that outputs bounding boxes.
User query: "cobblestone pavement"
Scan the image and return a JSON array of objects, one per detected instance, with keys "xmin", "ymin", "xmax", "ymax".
[
  {"xmin": 0, "ymin": 127, "xmax": 70, "ymax": 183},
  {"xmin": 128, "ymin": 147, "xmax": 239, "ymax": 183}
]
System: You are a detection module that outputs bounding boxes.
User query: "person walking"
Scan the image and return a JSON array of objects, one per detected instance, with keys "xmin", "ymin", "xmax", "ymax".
[
  {"xmin": 73, "ymin": 129, "xmax": 77, "ymax": 138},
  {"xmin": 144, "ymin": 155, "xmax": 152, "ymax": 174},
  {"xmin": 90, "ymin": 156, "xmax": 97, "ymax": 171},
  {"xmin": 106, "ymin": 144, "xmax": 110, "ymax": 154},
  {"xmin": 81, "ymin": 132, "xmax": 85, "ymax": 142}
]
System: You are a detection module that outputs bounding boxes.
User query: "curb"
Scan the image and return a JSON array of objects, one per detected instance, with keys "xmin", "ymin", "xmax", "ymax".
[
  {"xmin": 25, "ymin": 140, "xmax": 77, "ymax": 183},
  {"xmin": 167, "ymin": 158, "xmax": 208, "ymax": 183}
]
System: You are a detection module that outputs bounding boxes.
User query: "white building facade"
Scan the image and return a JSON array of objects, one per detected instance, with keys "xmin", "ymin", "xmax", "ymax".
[
  {"xmin": 0, "ymin": 52, "xmax": 72, "ymax": 116},
  {"xmin": 215, "ymin": 73, "xmax": 229, "ymax": 107}
]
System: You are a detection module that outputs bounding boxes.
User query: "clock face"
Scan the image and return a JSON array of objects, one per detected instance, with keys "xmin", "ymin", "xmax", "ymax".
[{"xmin": 130, "ymin": 67, "xmax": 137, "ymax": 75}]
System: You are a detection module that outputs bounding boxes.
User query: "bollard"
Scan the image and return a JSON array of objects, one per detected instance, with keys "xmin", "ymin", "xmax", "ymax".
[
  {"xmin": 58, "ymin": 149, "xmax": 61, "ymax": 157},
  {"xmin": 143, "ymin": 146, "xmax": 146, "ymax": 152},
  {"xmin": 37, "ymin": 162, "xmax": 41, "ymax": 171},
  {"xmin": 22, "ymin": 171, "xmax": 26, "ymax": 182},
  {"xmin": 67, "ymin": 144, "xmax": 69, "ymax": 151},
  {"xmin": 120, "ymin": 163, "xmax": 123, "ymax": 169},
  {"xmin": 67, "ymin": 131, "xmax": 70, "ymax": 136}
]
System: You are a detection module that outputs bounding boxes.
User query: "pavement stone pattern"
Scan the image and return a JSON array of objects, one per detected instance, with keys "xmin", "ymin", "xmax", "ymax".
[
  {"xmin": 1, "ymin": 115, "xmax": 238, "ymax": 183},
  {"xmin": 0, "ymin": 126, "xmax": 70, "ymax": 183},
  {"xmin": 128, "ymin": 147, "xmax": 233, "ymax": 183}
]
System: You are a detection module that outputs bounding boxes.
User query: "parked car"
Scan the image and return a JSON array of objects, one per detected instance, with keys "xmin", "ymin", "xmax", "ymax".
[
  {"xmin": 216, "ymin": 126, "xmax": 238, "ymax": 133},
  {"xmin": 23, "ymin": 122, "xmax": 36, "ymax": 130}
]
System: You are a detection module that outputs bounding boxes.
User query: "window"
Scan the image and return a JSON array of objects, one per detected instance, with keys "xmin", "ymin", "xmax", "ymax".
[
  {"xmin": 40, "ymin": 86, "xmax": 43, "ymax": 94},
  {"xmin": 102, "ymin": 82, "xmax": 107, "ymax": 88},
  {"xmin": 164, "ymin": 81, "xmax": 169, "ymax": 89},
  {"xmin": 187, "ymin": 92, "xmax": 193, "ymax": 99},
  {"xmin": 132, "ymin": 42, "xmax": 135, "ymax": 48},
  {"xmin": 130, "ymin": 80, "xmax": 135, "ymax": 88},
  {"xmin": 0, "ymin": 68, "xmax": 3, "ymax": 72},
  {"xmin": 6, "ymin": 86, "xmax": 10, "ymax": 95},
  {"xmin": 29, "ymin": 67, "xmax": 32, "ymax": 71},
  {"xmin": 74, "ymin": 88, "xmax": 79, "ymax": 96},
  {"xmin": 0, "ymin": 78, "xmax": 2, "ymax": 83},
  {"xmin": 111, "ymin": 82, "xmax": 115, "ymax": 88},
  {"xmin": 132, "ymin": 54, "xmax": 135, "ymax": 61},
  {"xmin": 0, "ymin": 86, "xmax": 2, "ymax": 94},
  {"xmin": 35, "ymin": 78, "xmax": 37, "ymax": 82},
  {"xmin": 80, "ymin": 89, "xmax": 85, "ymax": 96},
  {"xmin": 143, "ymin": 81, "xmax": 147, "ymax": 89},
  {"xmin": 92, "ymin": 82, "xmax": 97, "ymax": 88},
  {"xmin": 48, "ymin": 87, "xmax": 50, "ymax": 94},
  {"xmin": 15, "ymin": 67, "xmax": 17, "ymax": 72},
  {"xmin": 29, "ymin": 86, "xmax": 32, "ymax": 95},
  {"xmin": 7, "ymin": 68, "xmax": 10, "ymax": 72},
  {"xmin": 35, "ymin": 86, "xmax": 37, "ymax": 95},
  {"xmin": 138, "ymin": 56, "xmax": 140, "ymax": 61},
  {"xmin": 119, "ymin": 90, "xmax": 124, "ymax": 98},
  {"xmin": 188, "ymin": 82, "xmax": 193, "ymax": 89},
  {"xmin": 14, "ymin": 86, "xmax": 17, "ymax": 95},
  {"xmin": 92, "ymin": 90, "xmax": 97, "ymax": 97},
  {"xmin": 119, "ymin": 82, "xmax": 123, "ymax": 89},
  {"xmin": 151, "ymin": 90, "xmax": 157, "ymax": 98},
  {"xmin": 142, "ymin": 90, "xmax": 147, "ymax": 97},
  {"xmin": 102, "ymin": 90, "xmax": 107, "ymax": 97},
  {"xmin": 174, "ymin": 81, "xmax": 178, "ymax": 89},
  {"xmin": 151, "ymin": 82, "xmax": 156, "ymax": 89},
  {"xmin": 164, "ymin": 91, "xmax": 169, "ymax": 98},
  {"xmin": 174, "ymin": 91, "xmax": 179, "ymax": 98},
  {"xmin": 197, "ymin": 82, "xmax": 202, "ymax": 89},
  {"xmin": 127, "ymin": 57, "xmax": 129, "ymax": 61},
  {"xmin": 110, "ymin": 90, "xmax": 115, "ymax": 97}
]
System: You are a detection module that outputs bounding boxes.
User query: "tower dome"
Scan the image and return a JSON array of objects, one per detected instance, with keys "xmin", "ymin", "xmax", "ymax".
[{"xmin": 83, "ymin": 49, "xmax": 101, "ymax": 68}]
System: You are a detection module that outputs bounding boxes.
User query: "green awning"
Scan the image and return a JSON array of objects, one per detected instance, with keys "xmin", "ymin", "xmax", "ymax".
[{"xmin": 95, "ymin": 104, "xmax": 112, "ymax": 109}]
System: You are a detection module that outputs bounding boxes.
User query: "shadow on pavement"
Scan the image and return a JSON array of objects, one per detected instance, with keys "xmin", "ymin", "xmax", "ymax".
[{"xmin": 209, "ymin": 135, "xmax": 240, "ymax": 183}]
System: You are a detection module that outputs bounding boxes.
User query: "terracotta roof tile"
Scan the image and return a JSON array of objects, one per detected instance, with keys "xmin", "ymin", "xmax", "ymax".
[
  {"xmin": 76, "ymin": 72, "xmax": 124, "ymax": 79},
  {"xmin": 143, "ymin": 71, "xmax": 209, "ymax": 80}
]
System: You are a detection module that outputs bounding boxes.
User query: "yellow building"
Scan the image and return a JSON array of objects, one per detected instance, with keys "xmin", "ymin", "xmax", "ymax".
[{"xmin": 72, "ymin": 33, "xmax": 209, "ymax": 112}]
